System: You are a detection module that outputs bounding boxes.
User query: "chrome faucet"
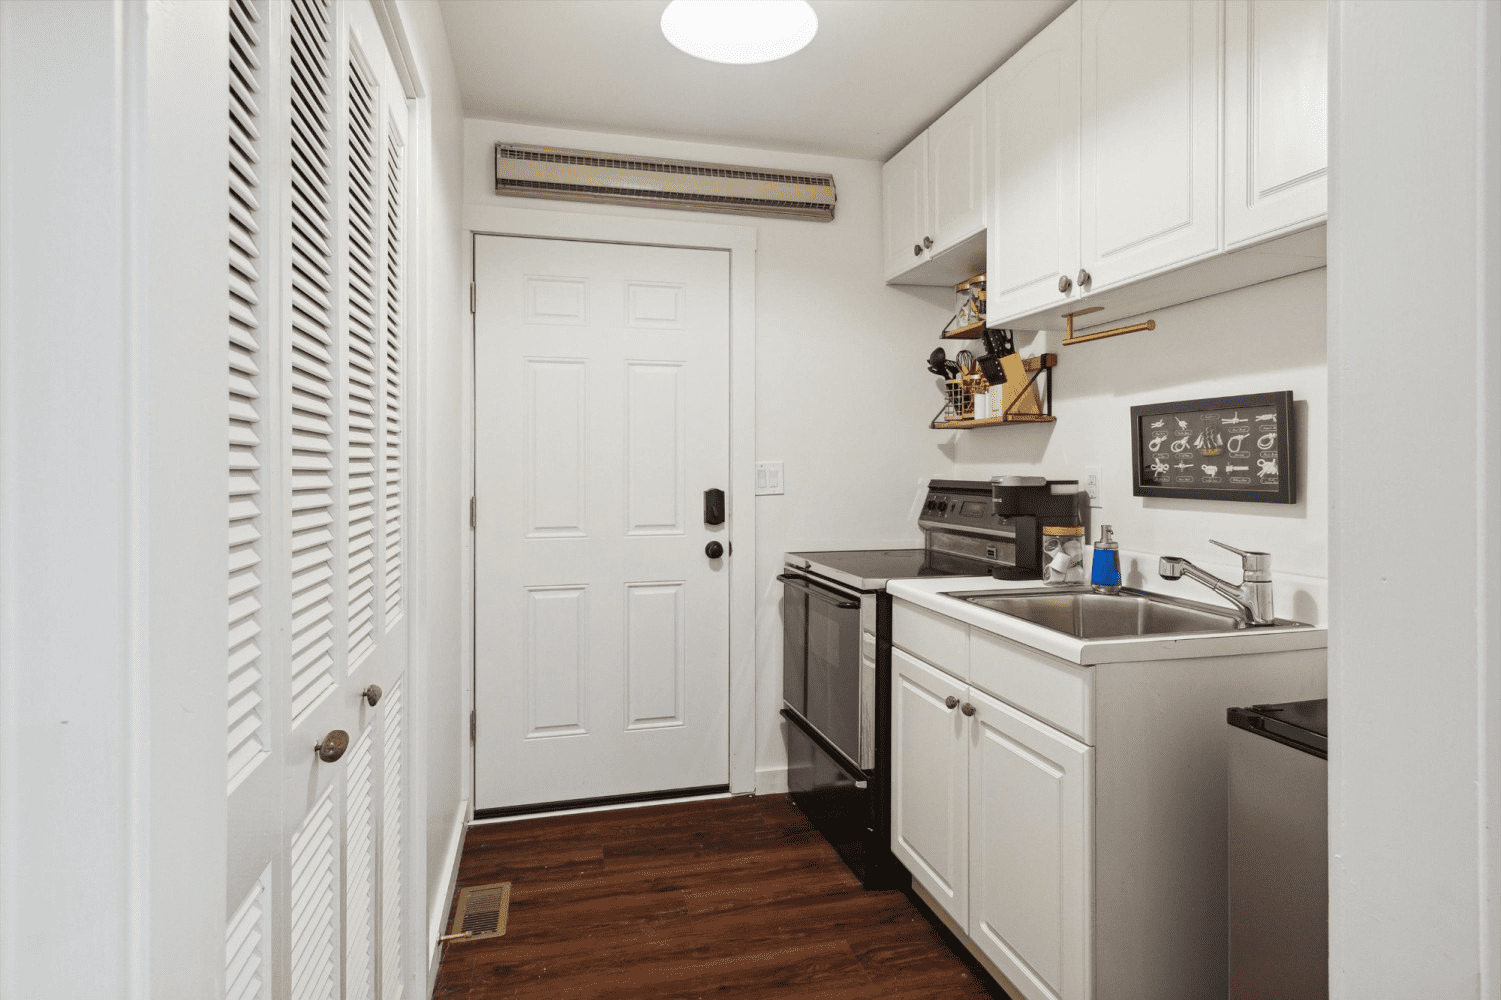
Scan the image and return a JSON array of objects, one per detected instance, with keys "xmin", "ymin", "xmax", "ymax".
[{"xmin": 1158, "ymin": 539, "xmax": 1276, "ymax": 627}]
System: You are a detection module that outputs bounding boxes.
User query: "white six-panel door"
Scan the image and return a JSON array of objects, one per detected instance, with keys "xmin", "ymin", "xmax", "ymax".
[
  {"xmin": 224, "ymin": 1, "xmax": 412, "ymax": 997},
  {"xmin": 473, "ymin": 235, "xmax": 731, "ymax": 812}
]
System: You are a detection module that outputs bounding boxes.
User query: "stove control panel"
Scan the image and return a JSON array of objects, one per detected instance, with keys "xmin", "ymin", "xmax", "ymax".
[{"xmin": 919, "ymin": 489, "xmax": 1012, "ymax": 535}]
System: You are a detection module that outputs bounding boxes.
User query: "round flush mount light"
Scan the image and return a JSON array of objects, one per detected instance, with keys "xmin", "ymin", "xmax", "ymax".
[{"xmin": 661, "ymin": 0, "xmax": 818, "ymax": 65}]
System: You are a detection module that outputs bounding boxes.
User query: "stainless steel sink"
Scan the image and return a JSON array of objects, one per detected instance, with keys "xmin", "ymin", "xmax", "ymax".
[{"xmin": 946, "ymin": 587, "xmax": 1258, "ymax": 639}]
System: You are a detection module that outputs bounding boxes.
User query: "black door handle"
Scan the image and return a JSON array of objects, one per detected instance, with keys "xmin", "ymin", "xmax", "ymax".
[
  {"xmin": 705, "ymin": 541, "xmax": 724, "ymax": 560},
  {"xmin": 703, "ymin": 488, "xmax": 725, "ymax": 526}
]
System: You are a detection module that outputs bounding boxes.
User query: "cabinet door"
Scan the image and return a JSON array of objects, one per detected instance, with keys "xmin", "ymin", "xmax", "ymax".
[
  {"xmin": 929, "ymin": 86, "xmax": 987, "ymax": 256},
  {"xmin": 986, "ymin": 1, "xmax": 1081, "ymax": 323},
  {"xmin": 1224, "ymin": 0, "xmax": 1327, "ymax": 247},
  {"xmin": 890, "ymin": 647, "xmax": 969, "ymax": 926},
  {"xmin": 1080, "ymin": 0, "xmax": 1220, "ymax": 290},
  {"xmin": 968, "ymin": 686, "xmax": 1092, "ymax": 1000},
  {"xmin": 882, "ymin": 131, "xmax": 929, "ymax": 281}
]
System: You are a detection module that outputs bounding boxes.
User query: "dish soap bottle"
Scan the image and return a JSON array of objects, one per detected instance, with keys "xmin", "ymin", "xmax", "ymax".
[{"xmin": 1091, "ymin": 525, "xmax": 1121, "ymax": 594}]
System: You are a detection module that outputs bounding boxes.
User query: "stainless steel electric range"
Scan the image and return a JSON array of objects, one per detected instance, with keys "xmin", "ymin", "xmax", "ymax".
[{"xmin": 779, "ymin": 478, "xmax": 1084, "ymax": 888}]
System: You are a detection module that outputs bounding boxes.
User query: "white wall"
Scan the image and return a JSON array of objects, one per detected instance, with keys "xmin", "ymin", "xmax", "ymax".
[
  {"xmin": 391, "ymin": 0, "xmax": 469, "ymax": 978},
  {"xmin": 951, "ymin": 269, "xmax": 1329, "ymax": 624},
  {"xmin": 1328, "ymin": 2, "xmax": 1501, "ymax": 995},
  {"xmin": 0, "ymin": 2, "xmax": 229, "ymax": 996},
  {"xmin": 461, "ymin": 117, "xmax": 955, "ymax": 788}
]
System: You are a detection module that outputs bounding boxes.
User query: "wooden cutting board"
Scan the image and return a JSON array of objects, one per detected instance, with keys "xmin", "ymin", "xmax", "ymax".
[{"xmin": 999, "ymin": 352, "xmax": 1042, "ymax": 417}]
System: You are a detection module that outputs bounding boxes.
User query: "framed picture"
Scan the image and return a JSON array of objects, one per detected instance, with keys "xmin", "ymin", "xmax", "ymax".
[{"xmin": 1130, "ymin": 391, "xmax": 1295, "ymax": 503}]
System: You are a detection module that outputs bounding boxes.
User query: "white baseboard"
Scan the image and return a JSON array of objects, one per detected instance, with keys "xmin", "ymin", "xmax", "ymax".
[
  {"xmin": 754, "ymin": 765, "xmax": 788, "ymax": 794},
  {"xmin": 426, "ymin": 798, "xmax": 468, "ymax": 996}
]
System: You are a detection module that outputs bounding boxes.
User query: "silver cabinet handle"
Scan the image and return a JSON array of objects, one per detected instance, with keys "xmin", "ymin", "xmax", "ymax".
[
  {"xmin": 923, "ymin": 236, "xmax": 934, "ymax": 249},
  {"xmin": 1077, "ymin": 268, "xmax": 1092, "ymax": 288},
  {"xmin": 945, "ymin": 696, "xmax": 960, "ymax": 710},
  {"xmin": 1058, "ymin": 274, "xmax": 1073, "ymax": 294},
  {"xmin": 913, "ymin": 244, "xmax": 923, "ymax": 256},
  {"xmin": 961, "ymin": 702, "xmax": 976, "ymax": 717},
  {"xmin": 314, "ymin": 730, "xmax": 349, "ymax": 763}
]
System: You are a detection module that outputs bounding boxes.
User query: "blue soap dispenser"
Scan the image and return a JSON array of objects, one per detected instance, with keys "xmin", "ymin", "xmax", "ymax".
[{"xmin": 1091, "ymin": 524, "xmax": 1121, "ymax": 593}]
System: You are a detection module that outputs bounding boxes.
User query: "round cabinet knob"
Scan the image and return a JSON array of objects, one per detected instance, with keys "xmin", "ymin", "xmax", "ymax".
[
  {"xmin": 960, "ymin": 702, "xmax": 976, "ymax": 717},
  {"xmin": 1058, "ymin": 274, "xmax": 1073, "ymax": 294},
  {"xmin": 913, "ymin": 244, "xmax": 923, "ymax": 257},
  {"xmin": 1077, "ymin": 268, "xmax": 1092, "ymax": 288},
  {"xmin": 314, "ymin": 730, "xmax": 349, "ymax": 763},
  {"xmin": 923, "ymin": 236, "xmax": 934, "ymax": 249},
  {"xmin": 705, "ymin": 541, "xmax": 724, "ymax": 560},
  {"xmin": 945, "ymin": 696, "xmax": 960, "ymax": 710},
  {"xmin": 362, "ymin": 684, "xmax": 382, "ymax": 707}
]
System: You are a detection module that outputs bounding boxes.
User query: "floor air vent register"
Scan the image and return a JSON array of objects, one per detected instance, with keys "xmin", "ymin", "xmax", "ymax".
[{"xmin": 441, "ymin": 882, "xmax": 512, "ymax": 943}]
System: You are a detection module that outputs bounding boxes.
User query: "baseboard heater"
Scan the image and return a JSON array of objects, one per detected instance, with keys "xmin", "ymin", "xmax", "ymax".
[{"xmin": 494, "ymin": 143, "xmax": 836, "ymax": 222}]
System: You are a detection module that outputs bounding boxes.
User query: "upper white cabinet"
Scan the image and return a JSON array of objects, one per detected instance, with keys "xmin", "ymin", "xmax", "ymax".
[
  {"xmin": 1079, "ymin": 0, "xmax": 1222, "ymax": 291},
  {"xmin": 1224, "ymin": 0, "xmax": 1329, "ymax": 247},
  {"xmin": 986, "ymin": 2, "xmax": 1082, "ymax": 322},
  {"xmin": 882, "ymin": 87, "xmax": 987, "ymax": 285}
]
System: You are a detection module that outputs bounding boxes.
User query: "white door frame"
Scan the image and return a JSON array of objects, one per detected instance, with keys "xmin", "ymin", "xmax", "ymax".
[{"xmin": 461, "ymin": 203, "xmax": 758, "ymax": 802}]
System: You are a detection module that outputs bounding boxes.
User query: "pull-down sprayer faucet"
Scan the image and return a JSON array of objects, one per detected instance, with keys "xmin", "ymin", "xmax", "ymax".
[{"xmin": 1158, "ymin": 539, "xmax": 1276, "ymax": 627}]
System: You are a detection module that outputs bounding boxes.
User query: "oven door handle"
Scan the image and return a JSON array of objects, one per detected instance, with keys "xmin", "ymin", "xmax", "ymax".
[{"xmin": 777, "ymin": 573, "xmax": 861, "ymax": 609}]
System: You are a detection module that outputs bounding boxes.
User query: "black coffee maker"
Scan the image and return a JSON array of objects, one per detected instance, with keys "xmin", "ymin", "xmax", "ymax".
[{"xmin": 989, "ymin": 476, "xmax": 1092, "ymax": 580}]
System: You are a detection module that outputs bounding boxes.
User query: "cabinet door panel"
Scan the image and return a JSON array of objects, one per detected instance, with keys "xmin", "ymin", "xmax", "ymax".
[
  {"xmin": 882, "ymin": 132, "xmax": 929, "ymax": 281},
  {"xmin": 1224, "ymin": 0, "xmax": 1327, "ymax": 246},
  {"xmin": 986, "ymin": 1, "xmax": 1081, "ymax": 323},
  {"xmin": 968, "ymin": 687, "xmax": 1092, "ymax": 1000},
  {"xmin": 929, "ymin": 86, "xmax": 987, "ymax": 255},
  {"xmin": 890, "ymin": 647, "xmax": 969, "ymax": 926},
  {"xmin": 1081, "ymin": 0, "xmax": 1220, "ymax": 289}
]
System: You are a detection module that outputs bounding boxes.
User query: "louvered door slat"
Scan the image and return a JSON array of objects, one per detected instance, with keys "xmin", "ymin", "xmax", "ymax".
[
  {"xmin": 226, "ymin": 865, "xmax": 272, "ymax": 1000},
  {"xmin": 289, "ymin": 789, "xmax": 337, "ymax": 1000},
  {"xmin": 382, "ymin": 124, "xmax": 404, "ymax": 626},
  {"xmin": 345, "ymin": 51, "xmax": 380, "ymax": 670},
  {"xmin": 345, "ymin": 727, "xmax": 376, "ymax": 1000},
  {"xmin": 286, "ymin": 0, "xmax": 338, "ymax": 724},
  {"xmin": 227, "ymin": 0, "xmax": 268, "ymax": 793},
  {"xmin": 380, "ymin": 679, "xmax": 405, "ymax": 999}
]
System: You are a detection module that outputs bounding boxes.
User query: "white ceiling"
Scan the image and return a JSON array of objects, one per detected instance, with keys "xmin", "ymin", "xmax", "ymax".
[{"xmin": 439, "ymin": 0, "xmax": 1072, "ymax": 161}]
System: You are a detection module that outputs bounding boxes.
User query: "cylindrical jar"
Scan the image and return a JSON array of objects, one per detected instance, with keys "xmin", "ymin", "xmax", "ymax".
[{"xmin": 1042, "ymin": 524, "xmax": 1087, "ymax": 585}]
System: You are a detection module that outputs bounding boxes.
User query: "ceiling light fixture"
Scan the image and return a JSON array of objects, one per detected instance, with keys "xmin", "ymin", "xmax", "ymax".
[{"xmin": 660, "ymin": 0, "xmax": 818, "ymax": 65}]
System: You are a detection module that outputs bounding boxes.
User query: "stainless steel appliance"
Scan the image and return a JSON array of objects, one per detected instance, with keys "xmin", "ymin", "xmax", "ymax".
[{"xmin": 779, "ymin": 478, "xmax": 1073, "ymax": 887}]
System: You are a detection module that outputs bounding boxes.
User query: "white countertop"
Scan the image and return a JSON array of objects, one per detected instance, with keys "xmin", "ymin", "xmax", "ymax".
[{"xmin": 887, "ymin": 576, "xmax": 1329, "ymax": 666}]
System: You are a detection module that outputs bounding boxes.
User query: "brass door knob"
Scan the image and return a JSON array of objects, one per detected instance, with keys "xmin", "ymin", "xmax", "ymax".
[
  {"xmin": 1077, "ymin": 268, "xmax": 1092, "ymax": 288},
  {"xmin": 913, "ymin": 244, "xmax": 923, "ymax": 256},
  {"xmin": 1058, "ymin": 274, "xmax": 1073, "ymax": 294},
  {"xmin": 961, "ymin": 703, "xmax": 976, "ymax": 717},
  {"xmin": 362, "ymin": 685, "xmax": 382, "ymax": 707},
  {"xmin": 923, "ymin": 236, "xmax": 934, "ymax": 249},
  {"xmin": 314, "ymin": 730, "xmax": 349, "ymax": 763},
  {"xmin": 945, "ymin": 696, "xmax": 960, "ymax": 710}
]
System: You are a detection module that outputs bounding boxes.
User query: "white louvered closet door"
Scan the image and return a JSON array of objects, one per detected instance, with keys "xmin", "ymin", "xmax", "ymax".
[{"xmin": 223, "ymin": 1, "xmax": 413, "ymax": 999}]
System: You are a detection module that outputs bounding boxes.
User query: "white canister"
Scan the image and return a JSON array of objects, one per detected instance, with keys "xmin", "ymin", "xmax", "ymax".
[{"xmin": 973, "ymin": 391, "xmax": 991, "ymax": 420}]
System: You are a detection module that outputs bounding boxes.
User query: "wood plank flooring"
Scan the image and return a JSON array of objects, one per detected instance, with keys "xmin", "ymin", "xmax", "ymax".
[{"xmin": 434, "ymin": 794, "xmax": 1009, "ymax": 999}]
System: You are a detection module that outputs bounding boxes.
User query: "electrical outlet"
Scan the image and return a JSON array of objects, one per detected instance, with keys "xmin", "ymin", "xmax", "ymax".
[
  {"xmin": 755, "ymin": 461, "xmax": 784, "ymax": 496},
  {"xmin": 1084, "ymin": 465, "xmax": 1103, "ymax": 508}
]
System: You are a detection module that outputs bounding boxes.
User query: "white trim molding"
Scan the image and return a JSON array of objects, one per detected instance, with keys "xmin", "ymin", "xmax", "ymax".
[{"xmin": 461, "ymin": 203, "xmax": 759, "ymax": 797}]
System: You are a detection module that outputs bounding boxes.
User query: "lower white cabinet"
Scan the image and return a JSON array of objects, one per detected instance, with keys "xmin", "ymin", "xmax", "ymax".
[
  {"xmin": 891, "ymin": 645, "xmax": 1092, "ymax": 1000},
  {"xmin": 968, "ymin": 686, "xmax": 1092, "ymax": 1000},
  {"xmin": 890, "ymin": 597, "xmax": 1327, "ymax": 1000}
]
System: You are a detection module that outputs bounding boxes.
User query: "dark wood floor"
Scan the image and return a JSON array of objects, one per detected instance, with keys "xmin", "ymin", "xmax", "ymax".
[{"xmin": 433, "ymin": 794, "xmax": 1008, "ymax": 999}]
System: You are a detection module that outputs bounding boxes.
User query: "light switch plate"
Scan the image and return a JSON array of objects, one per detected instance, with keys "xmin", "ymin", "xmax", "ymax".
[
  {"xmin": 755, "ymin": 461, "xmax": 784, "ymax": 496},
  {"xmin": 1084, "ymin": 465, "xmax": 1103, "ymax": 508}
]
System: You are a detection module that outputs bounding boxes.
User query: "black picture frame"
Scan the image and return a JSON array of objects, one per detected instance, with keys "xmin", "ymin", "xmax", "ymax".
[{"xmin": 1130, "ymin": 391, "xmax": 1295, "ymax": 503}]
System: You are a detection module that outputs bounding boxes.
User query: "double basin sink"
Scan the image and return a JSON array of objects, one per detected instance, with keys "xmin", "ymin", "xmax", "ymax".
[{"xmin": 944, "ymin": 587, "xmax": 1303, "ymax": 640}]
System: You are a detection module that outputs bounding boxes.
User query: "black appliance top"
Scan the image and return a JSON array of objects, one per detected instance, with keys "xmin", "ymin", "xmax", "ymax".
[
  {"xmin": 784, "ymin": 548, "xmax": 992, "ymax": 592},
  {"xmin": 1227, "ymin": 698, "xmax": 1328, "ymax": 758}
]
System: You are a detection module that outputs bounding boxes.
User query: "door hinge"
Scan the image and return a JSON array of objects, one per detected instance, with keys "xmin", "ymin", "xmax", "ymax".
[
  {"xmin": 469, "ymin": 710, "xmax": 476, "ymax": 744},
  {"xmin": 469, "ymin": 281, "xmax": 476, "ymax": 314},
  {"xmin": 469, "ymin": 496, "xmax": 477, "ymax": 529}
]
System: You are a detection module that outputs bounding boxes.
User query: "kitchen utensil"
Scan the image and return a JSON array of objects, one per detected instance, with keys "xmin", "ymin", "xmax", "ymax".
[
  {"xmin": 955, "ymin": 350, "xmax": 975, "ymax": 370},
  {"xmin": 926, "ymin": 347, "xmax": 950, "ymax": 377}
]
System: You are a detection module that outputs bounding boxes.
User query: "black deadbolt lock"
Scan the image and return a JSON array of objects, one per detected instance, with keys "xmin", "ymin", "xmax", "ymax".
[{"xmin": 703, "ymin": 488, "xmax": 725, "ymax": 526}]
